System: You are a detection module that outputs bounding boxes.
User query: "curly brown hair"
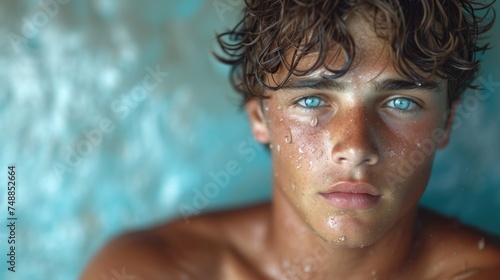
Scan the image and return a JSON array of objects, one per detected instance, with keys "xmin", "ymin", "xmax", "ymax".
[{"xmin": 215, "ymin": 0, "xmax": 495, "ymax": 106}]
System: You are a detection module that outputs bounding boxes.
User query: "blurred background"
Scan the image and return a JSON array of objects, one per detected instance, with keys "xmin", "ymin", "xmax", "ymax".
[{"xmin": 0, "ymin": 0, "xmax": 498, "ymax": 279}]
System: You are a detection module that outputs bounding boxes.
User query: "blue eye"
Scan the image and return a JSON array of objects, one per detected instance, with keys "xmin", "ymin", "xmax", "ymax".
[
  {"xmin": 386, "ymin": 97, "xmax": 415, "ymax": 110},
  {"xmin": 297, "ymin": 96, "xmax": 325, "ymax": 108}
]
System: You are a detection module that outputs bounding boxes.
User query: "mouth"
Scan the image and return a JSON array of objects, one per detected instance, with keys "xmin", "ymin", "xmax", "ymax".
[{"xmin": 319, "ymin": 182, "xmax": 381, "ymax": 210}]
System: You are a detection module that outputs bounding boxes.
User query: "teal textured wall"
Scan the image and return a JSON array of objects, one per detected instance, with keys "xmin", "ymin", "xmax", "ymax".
[{"xmin": 0, "ymin": 1, "xmax": 498, "ymax": 279}]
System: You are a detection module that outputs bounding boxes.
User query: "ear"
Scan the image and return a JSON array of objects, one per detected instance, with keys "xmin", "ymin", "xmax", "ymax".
[
  {"xmin": 246, "ymin": 99, "xmax": 270, "ymax": 144},
  {"xmin": 438, "ymin": 101, "xmax": 459, "ymax": 149}
]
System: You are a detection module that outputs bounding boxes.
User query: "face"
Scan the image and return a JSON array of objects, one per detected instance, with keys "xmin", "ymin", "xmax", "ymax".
[{"xmin": 247, "ymin": 17, "xmax": 455, "ymax": 247}]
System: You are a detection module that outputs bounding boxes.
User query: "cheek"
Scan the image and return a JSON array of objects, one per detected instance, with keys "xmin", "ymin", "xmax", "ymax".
[
  {"xmin": 268, "ymin": 111, "xmax": 332, "ymax": 185},
  {"xmin": 381, "ymin": 118, "xmax": 443, "ymax": 197}
]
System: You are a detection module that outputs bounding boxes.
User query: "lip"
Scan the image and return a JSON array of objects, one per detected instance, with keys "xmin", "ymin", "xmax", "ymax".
[{"xmin": 319, "ymin": 182, "xmax": 381, "ymax": 210}]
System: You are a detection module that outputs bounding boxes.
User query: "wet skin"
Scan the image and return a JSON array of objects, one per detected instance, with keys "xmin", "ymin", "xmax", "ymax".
[{"xmin": 81, "ymin": 15, "xmax": 500, "ymax": 280}]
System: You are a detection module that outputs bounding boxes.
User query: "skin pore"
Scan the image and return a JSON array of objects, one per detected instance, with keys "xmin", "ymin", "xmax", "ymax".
[{"xmin": 81, "ymin": 9, "xmax": 500, "ymax": 280}]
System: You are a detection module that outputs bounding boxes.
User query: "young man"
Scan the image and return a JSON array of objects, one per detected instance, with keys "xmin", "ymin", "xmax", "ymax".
[{"xmin": 82, "ymin": 0, "xmax": 500, "ymax": 279}]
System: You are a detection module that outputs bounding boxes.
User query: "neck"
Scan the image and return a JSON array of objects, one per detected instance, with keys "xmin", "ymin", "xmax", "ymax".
[{"xmin": 270, "ymin": 187, "xmax": 420, "ymax": 279}]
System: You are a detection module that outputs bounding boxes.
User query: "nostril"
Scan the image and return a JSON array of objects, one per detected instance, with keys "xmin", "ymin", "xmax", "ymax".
[{"xmin": 332, "ymin": 147, "xmax": 379, "ymax": 166}]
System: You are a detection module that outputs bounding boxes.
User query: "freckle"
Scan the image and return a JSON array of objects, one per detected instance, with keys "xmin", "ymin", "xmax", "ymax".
[{"xmin": 310, "ymin": 117, "xmax": 318, "ymax": 127}]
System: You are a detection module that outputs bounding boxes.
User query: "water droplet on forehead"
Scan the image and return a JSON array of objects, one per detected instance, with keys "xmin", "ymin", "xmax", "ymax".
[
  {"xmin": 338, "ymin": 235, "xmax": 346, "ymax": 242},
  {"xmin": 310, "ymin": 117, "xmax": 318, "ymax": 127}
]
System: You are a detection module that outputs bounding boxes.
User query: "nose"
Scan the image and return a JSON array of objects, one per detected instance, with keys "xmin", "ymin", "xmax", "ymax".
[{"xmin": 330, "ymin": 107, "xmax": 379, "ymax": 167}]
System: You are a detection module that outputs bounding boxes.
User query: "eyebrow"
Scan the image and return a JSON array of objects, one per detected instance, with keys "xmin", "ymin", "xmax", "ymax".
[{"xmin": 281, "ymin": 77, "xmax": 441, "ymax": 94}]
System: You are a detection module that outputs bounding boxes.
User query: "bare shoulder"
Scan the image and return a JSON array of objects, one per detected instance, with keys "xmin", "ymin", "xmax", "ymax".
[
  {"xmin": 80, "ymin": 203, "xmax": 272, "ymax": 280},
  {"xmin": 415, "ymin": 208, "xmax": 500, "ymax": 279}
]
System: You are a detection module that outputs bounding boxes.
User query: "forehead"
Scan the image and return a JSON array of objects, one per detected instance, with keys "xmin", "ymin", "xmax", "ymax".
[{"xmin": 270, "ymin": 15, "xmax": 397, "ymax": 88}]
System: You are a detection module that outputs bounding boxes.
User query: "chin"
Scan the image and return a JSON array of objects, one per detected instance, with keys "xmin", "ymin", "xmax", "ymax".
[{"xmin": 308, "ymin": 209, "xmax": 394, "ymax": 248}]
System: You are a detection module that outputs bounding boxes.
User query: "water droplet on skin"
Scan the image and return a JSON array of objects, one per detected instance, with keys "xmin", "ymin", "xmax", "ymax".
[
  {"xmin": 276, "ymin": 144, "xmax": 281, "ymax": 154},
  {"xmin": 284, "ymin": 128, "xmax": 293, "ymax": 144},
  {"xmin": 415, "ymin": 81, "xmax": 422, "ymax": 87},
  {"xmin": 328, "ymin": 217, "xmax": 339, "ymax": 229},
  {"xmin": 303, "ymin": 263, "xmax": 312, "ymax": 273},
  {"xmin": 338, "ymin": 235, "xmax": 346, "ymax": 242},
  {"xmin": 478, "ymin": 238, "xmax": 485, "ymax": 250},
  {"xmin": 279, "ymin": 118, "xmax": 284, "ymax": 122},
  {"xmin": 291, "ymin": 184, "xmax": 296, "ymax": 192},
  {"xmin": 308, "ymin": 161, "xmax": 313, "ymax": 170},
  {"xmin": 296, "ymin": 165, "xmax": 302, "ymax": 169},
  {"xmin": 310, "ymin": 117, "xmax": 318, "ymax": 127},
  {"xmin": 269, "ymin": 144, "xmax": 273, "ymax": 150},
  {"xmin": 299, "ymin": 147, "xmax": 304, "ymax": 153},
  {"xmin": 371, "ymin": 270, "xmax": 377, "ymax": 276}
]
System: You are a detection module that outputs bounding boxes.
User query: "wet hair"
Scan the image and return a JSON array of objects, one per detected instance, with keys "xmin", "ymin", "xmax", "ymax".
[{"xmin": 215, "ymin": 0, "xmax": 495, "ymax": 106}]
